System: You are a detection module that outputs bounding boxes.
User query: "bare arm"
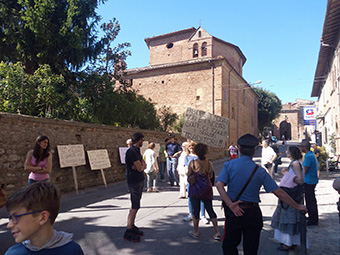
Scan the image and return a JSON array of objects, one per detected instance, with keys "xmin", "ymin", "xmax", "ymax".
[
  {"xmin": 132, "ymin": 159, "xmax": 146, "ymax": 172},
  {"xmin": 303, "ymin": 165, "xmax": 310, "ymax": 175},
  {"xmin": 272, "ymin": 188, "xmax": 307, "ymax": 211},
  {"xmin": 292, "ymin": 162, "xmax": 304, "ymax": 185},
  {"xmin": 24, "ymin": 151, "xmax": 52, "ymax": 174},
  {"xmin": 216, "ymin": 181, "xmax": 245, "ymax": 217}
]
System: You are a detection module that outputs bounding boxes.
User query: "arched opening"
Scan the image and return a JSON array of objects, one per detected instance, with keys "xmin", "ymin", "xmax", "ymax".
[
  {"xmin": 193, "ymin": 43, "xmax": 199, "ymax": 58},
  {"xmin": 201, "ymin": 42, "xmax": 207, "ymax": 56},
  {"xmin": 279, "ymin": 121, "xmax": 292, "ymax": 140}
]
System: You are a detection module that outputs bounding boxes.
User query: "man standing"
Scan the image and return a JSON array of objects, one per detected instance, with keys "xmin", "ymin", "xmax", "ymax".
[
  {"xmin": 261, "ymin": 140, "xmax": 277, "ymax": 177},
  {"xmin": 165, "ymin": 134, "xmax": 182, "ymax": 186},
  {"xmin": 271, "ymin": 143, "xmax": 282, "ymax": 176},
  {"xmin": 158, "ymin": 138, "xmax": 168, "ymax": 182},
  {"xmin": 216, "ymin": 134, "xmax": 306, "ymax": 255},
  {"xmin": 300, "ymin": 139, "xmax": 319, "ymax": 226},
  {"xmin": 124, "ymin": 133, "xmax": 146, "ymax": 242}
]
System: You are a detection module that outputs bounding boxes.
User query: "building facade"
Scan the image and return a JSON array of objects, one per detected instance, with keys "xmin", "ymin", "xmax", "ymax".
[
  {"xmin": 311, "ymin": 0, "xmax": 340, "ymax": 156},
  {"xmin": 124, "ymin": 27, "xmax": 259, "ymax": 146},
  {"xmin": 272, "ymin": 99, "xmax": 316, "ymax": 142}
]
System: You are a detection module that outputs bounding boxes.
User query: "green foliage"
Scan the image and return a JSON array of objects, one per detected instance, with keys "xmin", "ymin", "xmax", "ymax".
[
  {"xmin": 253, "ymin": 87, "xmax": 282, "ymax": 136},
  {"xmin": 0, "ymin": 2, "xmax": 162, "ymax": 130},
  {"xmin": 329, "ymin": 133, "xmax": 336, "ymax": 153},
  {"xmin": 0, "ymin": 62, "xmax": 71, "ymax": 118},
  {"xmin": 0, "ymin": 0, "xmax": 107, "ymax": 74},
  {"xmin": 158, "ymin": 106, "xmax": 178, "ymax": 132},
  {"xmin": 313, "ymin": 146, "xmax": 329, "ymax": 169},
  {"xmin": 172, "ymin": 113, "xmax": 185, "ymax": 133}
]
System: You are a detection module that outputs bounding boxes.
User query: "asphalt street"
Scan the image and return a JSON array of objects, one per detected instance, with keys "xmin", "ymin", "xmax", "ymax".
[{"xmin": 0, "ymin": 142, "xmax": 339, "ymax": 255}]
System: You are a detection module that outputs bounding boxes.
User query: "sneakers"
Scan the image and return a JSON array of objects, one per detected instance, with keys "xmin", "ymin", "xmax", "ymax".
[
  {"xmin": 201, "ymin": 216, "xmax": 209, "ymax": 224},
  {"xmin": 183, "ymin": 214, "xmax": 193, "ymax": 222},
  {"xmin": 124, "ymin": 229, "xmax": 140, "ymax": 242},
  {"xmin": 132, "ymin": 225, "xmax": 144, "ymax": 236}
]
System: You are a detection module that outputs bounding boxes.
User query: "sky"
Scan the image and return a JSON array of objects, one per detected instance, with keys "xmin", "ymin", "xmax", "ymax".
[{"xmin": 97, "ymin": 0, "xmax": 327, "ymax": 104}]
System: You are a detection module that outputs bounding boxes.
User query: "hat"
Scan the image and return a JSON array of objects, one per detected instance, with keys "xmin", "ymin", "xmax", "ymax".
[
  {"xmin": 237, "ymin": 134, "xmax": 259, "ymax": 147},
  {"xmin": 333, "ymin": 177, "xmax": 340, "ymax": 191}
]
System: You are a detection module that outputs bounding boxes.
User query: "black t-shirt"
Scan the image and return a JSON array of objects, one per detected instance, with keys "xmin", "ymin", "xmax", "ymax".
[{"xmin": 125, "ymin": 145, "xmax": 145, "ymax": 184}]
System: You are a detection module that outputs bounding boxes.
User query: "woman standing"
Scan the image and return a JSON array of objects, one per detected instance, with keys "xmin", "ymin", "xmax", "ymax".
[
  {"xmin": 271, "ymin": 146, "xmax": 304, "ymax": 251},
  {"xmin": 143, "ymin": 142, "xmax": 159, "ymax": 192},
  {"xmin": 25, "ymin": 135, "xmax": 52, "ymax": 184},
  {"xmin": 187, "ymin": 143, "xmax": 220, "ymax": 240},
  {"xmin": 177, "ymin": 142, "xmax": 189, "ymax": 198}
]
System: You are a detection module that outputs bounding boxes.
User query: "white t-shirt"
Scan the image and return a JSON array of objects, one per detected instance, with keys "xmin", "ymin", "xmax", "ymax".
[
  {"xmin": 143, "ymin": 148, "xmax": 156, "ymax": 174},
  {"xmin": 261, "ymin": 146, "xmax": 276, "ymax": 166}
]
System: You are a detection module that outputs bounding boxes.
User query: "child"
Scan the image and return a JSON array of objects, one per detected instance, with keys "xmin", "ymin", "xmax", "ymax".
[{"xmin": 5, "ymin": 182, "xmax": 84, "ymax": 255}]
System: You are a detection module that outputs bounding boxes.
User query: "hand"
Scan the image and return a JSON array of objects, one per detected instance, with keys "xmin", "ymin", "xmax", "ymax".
[
  {"xmin": 281, "ymin": 168, "xmax": 288, "ymax": 174},
  {"xmin": 229, "ymin": 200, "xmax": 244, "ymax": 217},
  {"xmin": 297, "ymin": 205, "xmax": 307, "ymax": 212}
]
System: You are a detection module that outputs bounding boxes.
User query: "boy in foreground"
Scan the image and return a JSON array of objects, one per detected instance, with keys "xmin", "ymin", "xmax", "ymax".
[{"xmin": 5, "ymin": 182, "xmax": 84, "ymax": 255}]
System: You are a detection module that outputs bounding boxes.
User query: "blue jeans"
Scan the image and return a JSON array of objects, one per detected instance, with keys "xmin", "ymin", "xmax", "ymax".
[
  {"xmin": 166, "ymin": 157, "xmax": 179, "ymax": 185},
  {"xmin": 28, "ymin": 178, "xmax": 49, "ymax": 185},
  {"xmin": 160, "ymin": 161, "xmax": 166, "ymax": 180},
  {"xmin": 187, "ymin": 183, "xmax": 205, "ymax": 217}
]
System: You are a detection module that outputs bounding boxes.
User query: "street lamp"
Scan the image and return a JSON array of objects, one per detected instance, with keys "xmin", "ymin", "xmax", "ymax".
[{"xmin": 249, "ymin": 80, "xmax": 262, "ymax": 86}]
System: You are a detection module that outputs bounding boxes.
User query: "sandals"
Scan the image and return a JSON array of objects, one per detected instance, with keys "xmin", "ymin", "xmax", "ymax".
[
  {"xmin": 189, "ymin": 231, "xmax": 199, "ymax": 239},
  {"xmin": 277, "ymin": 243, "xmax": 295, "ymax": 251},
  {"xmin": 213, "ymin": 233, "xmax": 221, "ymax": 241}
]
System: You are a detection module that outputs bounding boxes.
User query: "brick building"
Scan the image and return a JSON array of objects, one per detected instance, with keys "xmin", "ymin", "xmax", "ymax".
[
  {"xmin": 272, "ymin": 99, "xmax": 316, "ymax": 142},
  {"xmin": 124, "ymin": 27, "xmax": 259, "ymax": 145}
]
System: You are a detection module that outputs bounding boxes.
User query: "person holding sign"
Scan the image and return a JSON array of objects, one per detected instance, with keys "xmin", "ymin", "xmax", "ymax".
[
  {"xmin": 143, "ymin": 143, "xmax": 159, "ymax": 192},
  {"xmin": 165, "ymin": 134, "xmax": 182, "ymax": 186},
  {"xmin": 124, "ymin": 133, "xmax": 147, "ymax": 242},
  {"xmin": 24, "ymin": 135, "xmax": 52, "ymax": 184},
  {"xmin": 216, "ymin": 134, "xmax": 307, "ymax": 255}
]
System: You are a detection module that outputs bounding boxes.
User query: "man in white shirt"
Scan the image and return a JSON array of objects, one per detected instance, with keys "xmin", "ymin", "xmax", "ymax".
[{"xmin": 261, "ymin": 140, "xmax": 277, "ymax": 177}]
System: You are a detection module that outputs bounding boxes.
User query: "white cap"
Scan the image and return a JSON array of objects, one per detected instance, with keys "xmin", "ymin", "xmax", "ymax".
[
  {"xmin": 182, "ymin": 142, "xmax": 188, "ymax": 147},
  {"xmin": 333, "ymin": 177, "xmax": 340, "ymax": 191}
]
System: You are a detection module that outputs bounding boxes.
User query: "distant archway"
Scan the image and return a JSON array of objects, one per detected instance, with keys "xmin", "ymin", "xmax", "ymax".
[{"xmin": 280, "ymin": 121, "xmax": 291, "ymax": 140}]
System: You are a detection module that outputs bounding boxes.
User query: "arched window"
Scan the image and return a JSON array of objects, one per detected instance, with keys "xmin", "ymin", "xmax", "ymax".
[
  {"xmin": 193, "ymin": 43, "xmax": 199, "ymax": 58},
  {"xmin": 201, "ymin": 42, "xmax": 207, "ymax": 56}
]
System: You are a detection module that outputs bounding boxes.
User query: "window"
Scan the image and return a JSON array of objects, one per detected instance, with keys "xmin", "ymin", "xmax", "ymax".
[
  {"xmin": 193, "ymin": 43, "xmax": 199, "ymax": 58},
  {"xmin": 166, "ymin": 42, "xmax": 174, "ymax": 49},
  {"xmin": 198, "ymin": 31, "xmax": 202, "ymax": 37},
  {"xmin": 201, "ymin": 42, "xmax": 207, "ymax": 56},
  {"xmin": 232, "ymin": 106, "xmax": 235, "ymax": 119},
  {"xmin": 224, "ymin": 89, "xmax": 227, "ymax": 103}
]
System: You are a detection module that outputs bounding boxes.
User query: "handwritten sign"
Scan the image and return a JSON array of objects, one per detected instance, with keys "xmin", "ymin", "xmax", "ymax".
[
  {"xmin": 57, "ymin": 144, "xmax": 86, "ymax": 168},
  {"xmin": 119, "ymin": 147, "xmax": 129, "ymax": 164},
  {"xmin": 181, "ymin": 107, "xmax": 229, "ymax": 148},
  {"xmin": 87, "ymin": 149, "xmax": 111, "ymax": 170}
]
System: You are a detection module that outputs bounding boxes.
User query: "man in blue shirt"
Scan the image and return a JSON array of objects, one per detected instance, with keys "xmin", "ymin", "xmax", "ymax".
[
  {"xmin": 165, "ymin": 134, "xmax": 182, "ymax": 186},
  {"xmin": 300, "ymin": 139, "xmax": 319, "ymax": 226},
  {"xmin": 216, "ymin": 134, "xmax": 307, "ymax": 255}
]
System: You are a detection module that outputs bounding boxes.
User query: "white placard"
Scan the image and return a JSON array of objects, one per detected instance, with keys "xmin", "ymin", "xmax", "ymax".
[
  {"xmin": 57, "ymin": 144, "xmax": 86, "ymax": 168},
  {"xmin": 141, "ymin": 141, "xmax": 149, "ymax": 156},
  {"xmin": 87, "ymin": 149, "xmax": 111, "ymax": 170},
  {"xmin": 181, "ymin": 107, "xmax": 229, "ymax": 148},
  {"xmin": 119, "ymin": 147, "xmax": 129, "ymax": 164},
  {"xmin": 154, "ymin": 143, "xmax": 160, "ymax": 158}
]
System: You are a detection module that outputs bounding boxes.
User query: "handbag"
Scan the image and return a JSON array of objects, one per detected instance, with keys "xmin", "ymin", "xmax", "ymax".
[
  {"xmin": 187, "ymin": 161, "xmax": 198, "ymax": 185},
  {"xmin": 280, "ymin": 185, "xmax": 303, "ymax": 209}
]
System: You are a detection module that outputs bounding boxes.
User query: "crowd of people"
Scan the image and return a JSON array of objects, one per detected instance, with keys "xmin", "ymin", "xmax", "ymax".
[{"xmin": 1, "ymin": 132, "xmax": 339, "ymax": 255}]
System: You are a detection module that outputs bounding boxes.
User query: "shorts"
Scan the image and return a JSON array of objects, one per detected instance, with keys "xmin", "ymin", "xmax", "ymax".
[{"xmin": 128, "ymin": 181, "xmax": 144, "ymax": 209}]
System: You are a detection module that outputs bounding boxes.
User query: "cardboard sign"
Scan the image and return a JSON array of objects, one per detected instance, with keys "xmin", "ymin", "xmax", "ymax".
[
  {"xmin": 181, "ymin": 107, "xmax": 229, "ymax": 148},
  {"xmin": 119, "ymin": 147, "xmax": 129, "ymax": 164},
  {"xmin": 87, "ymin": 149, "xmax": 111, "ymax": 170},
  {"xmin": 57, "ymin": 144, "xmax": 86, "ymax": 168}
]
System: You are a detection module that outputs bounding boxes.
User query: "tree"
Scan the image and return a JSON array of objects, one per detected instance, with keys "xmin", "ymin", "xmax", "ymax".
[
  {"xmin": 253, "ymin": 87, "xmax": 282, "ymax": 136},
  {"xmin": 0, "ymin": 0, "xmax": 107, "ymax": 74},
  {"xmin": 158, "ymin": 106, "xmax": 178, "ymax": 132}
]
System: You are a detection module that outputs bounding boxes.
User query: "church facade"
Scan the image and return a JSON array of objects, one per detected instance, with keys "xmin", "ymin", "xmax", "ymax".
[{"xmin": 124, "ymin": 27, "xmax": 259, "ymax": 146}]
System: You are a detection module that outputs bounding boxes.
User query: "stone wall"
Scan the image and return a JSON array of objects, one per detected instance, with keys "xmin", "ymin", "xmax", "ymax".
[{"xmin": 0, "ymin": 113, "xmax": 225, "ymax": 196}]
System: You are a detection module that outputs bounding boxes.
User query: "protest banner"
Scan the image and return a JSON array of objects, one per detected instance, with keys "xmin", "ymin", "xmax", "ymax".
[
  {"xmin": 87, "ymin": 149, "xmax": 111, "ymax": 188},
  {"xmin": 57, "ymin": 144, "xmax": 86, "ymax": 194},
  {"xmin": 181, "ymin": 107, "xmax": 229, "ymax": 148},
  {"xmin": 119, "ymin": 147, "xmax": 129, "ymax": 164}
]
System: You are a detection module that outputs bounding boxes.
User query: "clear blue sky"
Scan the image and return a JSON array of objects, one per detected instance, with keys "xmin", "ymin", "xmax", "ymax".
[{"xmin": 97, "ymin": 0, "xmax": 327, "ymax": 104}]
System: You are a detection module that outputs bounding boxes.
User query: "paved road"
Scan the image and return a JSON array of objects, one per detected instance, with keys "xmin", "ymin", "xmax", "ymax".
[{"xmin": 0, "ymin": 142, "xmax": 339, "ymax": 255}]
